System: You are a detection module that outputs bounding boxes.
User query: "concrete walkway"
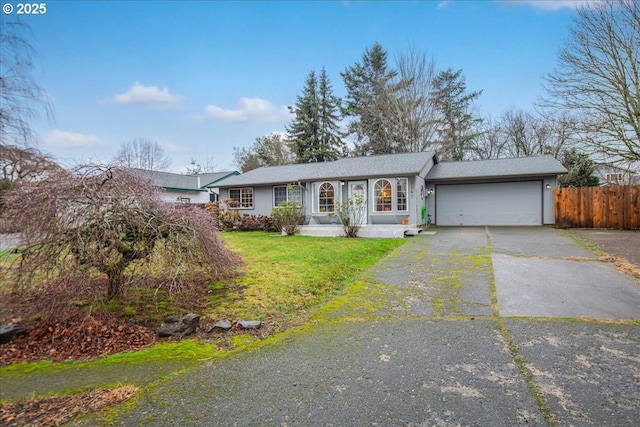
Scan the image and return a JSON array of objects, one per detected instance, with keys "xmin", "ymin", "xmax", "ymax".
[{"xmin": 63, "ymin": 227, "xmax": 639, "ymax": 425}]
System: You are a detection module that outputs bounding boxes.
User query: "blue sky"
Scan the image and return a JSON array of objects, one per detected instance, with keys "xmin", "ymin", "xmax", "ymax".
[{"xmin": 6, "ymin": 0, "xmax": 587, "ymax": 173}]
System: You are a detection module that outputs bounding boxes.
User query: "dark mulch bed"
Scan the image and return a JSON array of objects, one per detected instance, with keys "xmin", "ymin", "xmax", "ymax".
[
  {"xmin": 0, "ymin": 386, "xmax": 139, "ymax": 427},
  {"xmin": 0, "ymin": 313, "xmax": 157, "ymax": 365}
]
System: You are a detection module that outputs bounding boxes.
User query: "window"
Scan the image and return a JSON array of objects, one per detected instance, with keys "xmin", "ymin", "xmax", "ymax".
[
  {"xmin": 606, "ymin": 173, "xmax": 623, "ymax": 182},
  {"xmin": 274, "ymin": 185, "xmax": 303, "ymax": 207},
  {"xmin": 318, "ymin": 182, "xmax": 335, "ymax": 213},
  {"xmin": 396, "ymin": 178, "xmax": 408, "ymax": 211},
  {"xmin": 374, "ymin": 179, "xmax": 393, "ymax": 212},
  {"xmin": 228, "ymin": 187, "xmax": 254, "ymax": 209}
]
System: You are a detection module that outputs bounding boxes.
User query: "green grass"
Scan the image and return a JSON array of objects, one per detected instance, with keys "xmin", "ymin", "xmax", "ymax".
[
  {"xmin": 0, "ymin": 232, "xmax": 404, "ymax": 389},
  {"xmin": 212, "ymin": 232, "xmax": 405, "ymax": 325}
]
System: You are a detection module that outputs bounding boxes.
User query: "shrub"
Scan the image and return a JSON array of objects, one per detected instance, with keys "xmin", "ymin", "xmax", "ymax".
[
  {"xmin": 271, "ymin": 200, "xmax": 304, "ymax": 236},
  {"xmin": 237, "ymin": 214, "xmax": 278, "ymax": 232},
  {"xmin": 333, "ymin": 193, "xmax": 366, "ymax": 238}
]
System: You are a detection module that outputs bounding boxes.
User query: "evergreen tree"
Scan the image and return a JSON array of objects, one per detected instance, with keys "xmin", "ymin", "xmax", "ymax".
[
  {"xmin": 287, "ymin": 69, "xmax": 344, "ymax": 163},
  {"xmin": 430, "ymin": 68, "xmax": 483, "ymax": 161},
  {"xmin": 317, "ymin": 67, "xmax": 345, "ymax": 161},
  {"xmin": 341, "ymin": 43, "xmax": 398, "ymax": 155},
  {"xmin": 287, "ymin": 70, "xmax": 319, "ymax": 163},
  {"xmin": 558, "ymin": 148, "xmax": 600, "ymax": 187}
]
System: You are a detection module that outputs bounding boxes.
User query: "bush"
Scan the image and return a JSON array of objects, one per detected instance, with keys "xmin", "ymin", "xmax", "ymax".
[
  {"xmin": 271, "ymin": 200, "xmax": 304, "ymax": 236},
  {"xmin": 237, "ymin": 214, "xmax": 278, "ymax": 232},
  {"xmin": 205, "ymin": 200, "xmax": 237, "ymax": 230},
  {"xmin": 333, "ymin": 193, "xmax": 366, "ymax": 238},
  {"xmin": 205, "ymin": 202, "xmax": 278, "ymax": 232}
]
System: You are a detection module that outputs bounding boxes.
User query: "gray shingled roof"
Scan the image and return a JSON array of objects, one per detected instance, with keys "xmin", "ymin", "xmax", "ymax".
[
  {"xmin": 218, "ymin": 151, "xmax": 437, "ymax": 187},
  {"xmin": 128, "ymin": 169, "xmax": 239, "ymax": 191},
  {"xmin": 426, "ymin": 155, "xmax": 567, "ymax": 180}
]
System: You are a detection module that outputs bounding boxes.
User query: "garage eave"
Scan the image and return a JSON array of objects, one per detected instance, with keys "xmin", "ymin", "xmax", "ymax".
[{"xmin": 425, "ymin": 156, "xmax": 567, "ymax": 182}]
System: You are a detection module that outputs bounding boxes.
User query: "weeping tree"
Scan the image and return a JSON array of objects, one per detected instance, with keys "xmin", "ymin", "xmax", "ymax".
[
  {"xmin": 1, "ymin": 19, "xmax": 52, "ymax": 148},
  {"xmin": 3, "ymin": 164, "xmax": 241, "ymax": 299}
]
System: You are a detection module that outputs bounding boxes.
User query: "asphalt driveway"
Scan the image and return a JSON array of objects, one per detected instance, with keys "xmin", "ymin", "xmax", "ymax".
[{"xmin": 52, "ymin": 227, "xmax": 640, "ymax": 425}]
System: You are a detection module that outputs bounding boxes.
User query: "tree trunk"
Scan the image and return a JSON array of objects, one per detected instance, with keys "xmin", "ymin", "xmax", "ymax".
[{"xmin": 105, "ymin": 267, "xmax": 125, "ymax": 300}]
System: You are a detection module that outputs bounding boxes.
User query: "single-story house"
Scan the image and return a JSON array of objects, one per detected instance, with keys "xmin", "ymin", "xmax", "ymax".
[
  {"xmin": 216, "ymin": 152, "xmax": 567, "ymax": 232},
  {"xmin": 129, "ymin": 169, "xmax": 239, "ymax": 204}
]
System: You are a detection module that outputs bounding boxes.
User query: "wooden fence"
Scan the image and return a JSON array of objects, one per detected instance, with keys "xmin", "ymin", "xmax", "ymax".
[{"xmin": 554, "ymin": 185, "xmax": 640, "ymax": 230}]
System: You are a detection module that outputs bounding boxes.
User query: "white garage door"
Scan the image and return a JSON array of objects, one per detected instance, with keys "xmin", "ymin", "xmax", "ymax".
[{"xmin": 436, "ymin": 181, "xmax": 542, "ymax": 226}]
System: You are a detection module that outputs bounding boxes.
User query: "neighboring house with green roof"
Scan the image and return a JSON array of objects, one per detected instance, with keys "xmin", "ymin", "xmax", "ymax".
[
  {"xmin": 129, "ymin": 169, "xmax": 239, "ymax": 204},
  {"xmin": 217, "ymin": 152, "xmax": 566, "ymax": 233}
]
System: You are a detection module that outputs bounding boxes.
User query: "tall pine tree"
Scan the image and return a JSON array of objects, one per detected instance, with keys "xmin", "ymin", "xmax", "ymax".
[
  {"xmin": 317, "ymin": 67, "xmax": 345, "ymax": 161},
  {"xmin": 430, "ymin": 68, "xmax": 483, "ymax": 161},
  {"xmin": 287, "ymin": 71, "xmax": 319, "ymax": 163},
  {"xmin": 341, "ymin": 43, "xmax": 398, "ymax": 155},
  {"xmin": 287, "ymin": 69, "xmax": 344, "ymax": 163}
]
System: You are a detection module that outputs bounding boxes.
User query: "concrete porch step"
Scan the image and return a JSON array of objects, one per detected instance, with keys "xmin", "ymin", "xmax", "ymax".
[{"xmin": 403, "ymin": 228, "xmax": 423, "ymax": 236}]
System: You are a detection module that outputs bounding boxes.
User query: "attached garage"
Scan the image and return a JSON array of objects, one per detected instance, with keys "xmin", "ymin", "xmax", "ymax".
[
  {"xmin": 425, "ymin": 156, "xmax": 567, "ymax": 226},
  {"xmin": 435, "ymin": 181, "xmax": 542, "ymax": 226}
]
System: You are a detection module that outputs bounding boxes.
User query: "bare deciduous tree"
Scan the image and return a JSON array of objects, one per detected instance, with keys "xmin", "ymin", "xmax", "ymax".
[
  {"xmin": 185, "ymin": 155, "xmax": 217, "ymax": 175},
  {"xmin": 113, "ymin": 137, "xmax": 171, "ymax": 171},
  {"xmin": 543, "ymin": 0, "xmax": 640, "ymax": 163},
  {"xmin": 0, "ymin": 20, "xmax": 52, "ymax": 147},
  {"xmin": 501, "ymin": 108, "xmax": 549, "ymax": 158},
  {"xmin": 467, "ymin": 115, "xmax": 508, "ymax": 160},
  {"xmin": 468, "ymin": 109, "xmax": 576, "ymax": 161},
  {"xmin": 389, "ymin": 47, "xmax": 438, "ymax": 153},
  {"xmin": 3, "ymin": 164, "xmax": 241, "ymax": 299},
  {"xmin": 0, "ymin": 144, "xmax": 60, "ymax": 181}
]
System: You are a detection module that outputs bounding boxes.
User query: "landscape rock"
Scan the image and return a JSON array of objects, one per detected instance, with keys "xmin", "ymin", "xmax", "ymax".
[
  {"xmin": 158, "ymin": 313, "xmax": 200, "ymax": 337},
  {"xmin": 0, "ymin": 324, "xmax": 27, "ymax": 344},
  {"xmin": 238, "ymin": 320, "xmax": 261, "ymax": 329},
  {"xmin": 207, "ymin": 320, "xmax": 232, "ymax": 333}
]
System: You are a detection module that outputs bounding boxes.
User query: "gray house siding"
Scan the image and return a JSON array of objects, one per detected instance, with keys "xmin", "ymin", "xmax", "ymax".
[
  {"xmin": 221, "ymin": 175, "xmax": 422, "ymax": 226},
  {"xmin": 218, "ymin": 153, "xmax": 565, "ymax": 229}
]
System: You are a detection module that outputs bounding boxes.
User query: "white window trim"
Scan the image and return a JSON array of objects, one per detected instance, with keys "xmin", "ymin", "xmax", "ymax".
[
  {"xmin": 228, "ymin": 187, "xmax": 254, "ymax": 209},
  {"xmin": 372, "ymin": 177, "xmax": 409, "ymax": 213},
  {"xmin": 316, "ymin": 181, "xmax": 336, "ymax": 214},
  {"xmin": 273, "ymin": 185, "xmax": 303, "ymax": 208},
  {"xmin": 373, "ymin": 178, "xmax": 393, "ymax": 213},
  {"xmin": 396, "ymin": 177, "xmax": 409, "ymax": 212}
]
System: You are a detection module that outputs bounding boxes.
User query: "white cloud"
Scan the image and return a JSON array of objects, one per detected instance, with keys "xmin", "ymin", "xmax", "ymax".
[
  {"xmin": 199, "ymin": 97, "xmax": 291, "ymax": 123},
  {"xmin": 505, "ymin": 0, "xmax": 594, "ymax": 11},
  {"xmin": 438, "ymin": 1, "xmax": 451, "ymax": 10},
  {"xmin": 44, "ymin": 129, "xmax": 103, "ymax": 149},
  {"xmin": 103, "ymin": 82, "xmax": 182, "ymax": 107}
]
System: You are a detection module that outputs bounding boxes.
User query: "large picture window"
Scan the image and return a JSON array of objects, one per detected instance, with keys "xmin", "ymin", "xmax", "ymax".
[
  {"xmin": 274, "ymin": 185, "xmax": 303, "ymax": 207},
  {"xmin": 318, "ymin": 182, "xmax": 335, "ymax": 213},
  {"xmin": 396, "ymin": 178, "xmax": 408, "ymax": 211},
  {"xmin": 228, "ymin": 187, "xmax": 254, "ymax": 209},
  {"xmin": 374, "ymin": 179, "xmax": 393, "ymax": 212}
]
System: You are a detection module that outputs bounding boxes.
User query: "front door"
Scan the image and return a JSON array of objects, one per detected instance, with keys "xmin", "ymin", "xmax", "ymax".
[{"xmin": 348, "ymin": 181, "xmax": 367, "ymax": 225}]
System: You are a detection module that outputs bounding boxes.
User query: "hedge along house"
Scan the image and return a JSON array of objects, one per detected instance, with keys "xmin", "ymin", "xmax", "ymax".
[
  {"xmin": 129, "ymin": 169, "xmax": 240, "ymax": 204},
  {"xmin": 217, "ymin": 152, "xmax": 566, "ymax": 237}
]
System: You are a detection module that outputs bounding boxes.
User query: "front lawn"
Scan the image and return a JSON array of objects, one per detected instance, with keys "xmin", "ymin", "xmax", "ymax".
[
  {"xmin": 0, "ymin": 232, "xmax": 404, "ymax": 366},
  {"xmin": 213, "ymin": 232, "xmax": 405, "ymax": 329}
]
